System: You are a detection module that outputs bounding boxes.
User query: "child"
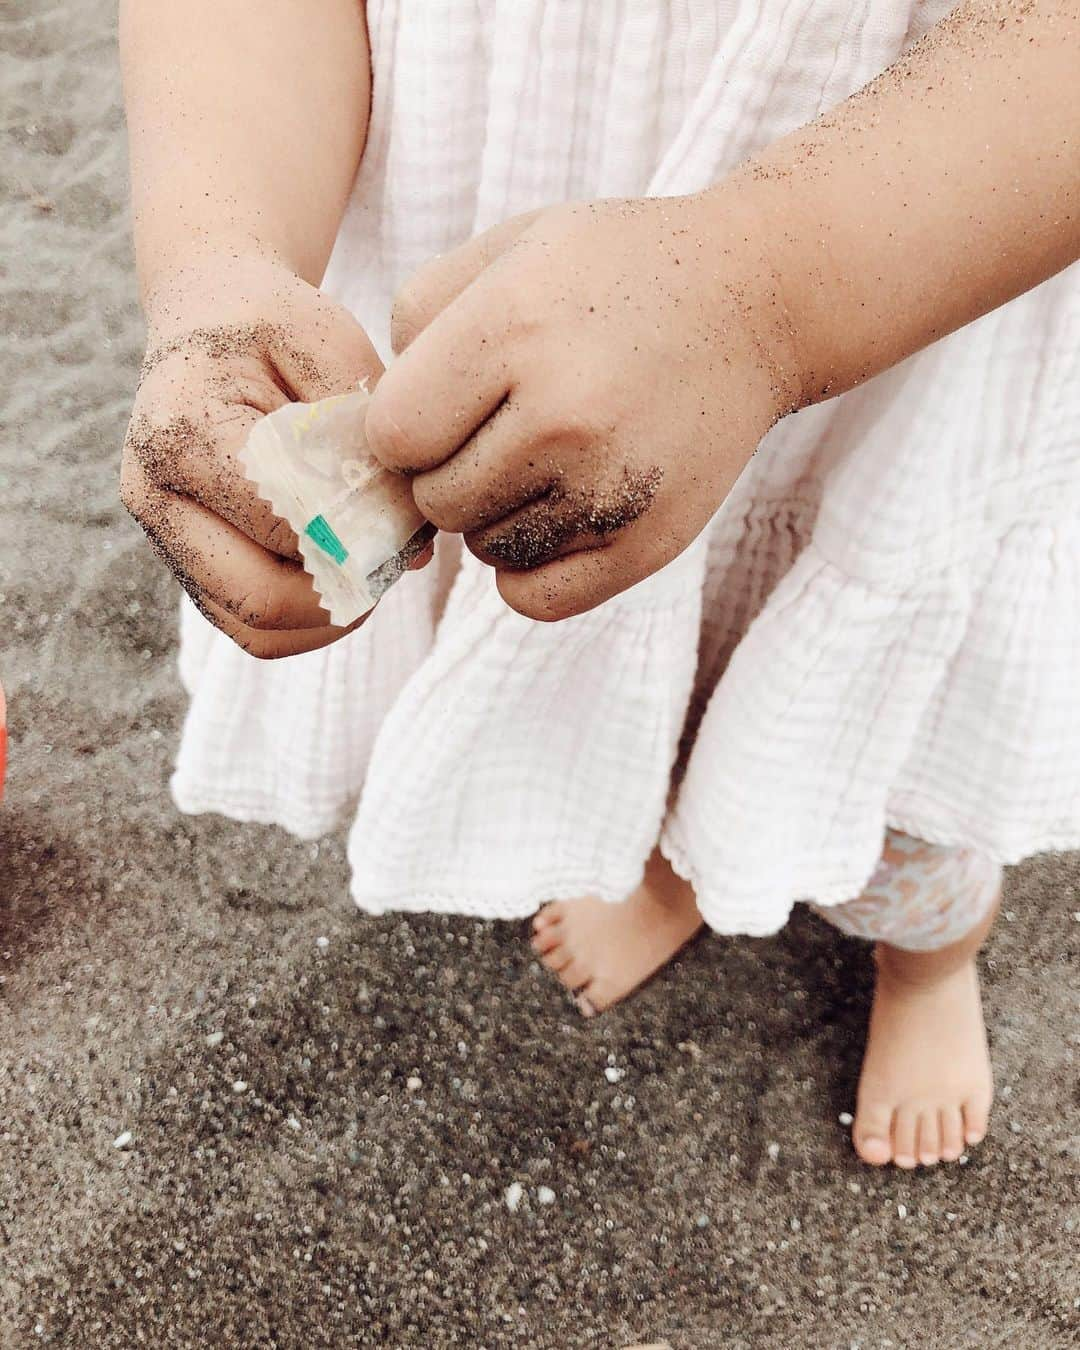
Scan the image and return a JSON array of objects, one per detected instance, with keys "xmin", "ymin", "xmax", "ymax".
[{"xmin": 120, "ymin": 1, "xmax": 1080, "ymax": 1169}]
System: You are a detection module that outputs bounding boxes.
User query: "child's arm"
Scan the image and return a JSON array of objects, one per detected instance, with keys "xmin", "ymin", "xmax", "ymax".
[
  {"xmin": 366, "ymin": 0, "xmax": 1079, "ymax": 623},
  {"xmin": 120, "ymin": 1, "xmax": 384, "ymax": 658},
  {"xmin": 120, "ymin": 0, "xmax": 369, "ymax": 293},
  {"xmin": 740, "ymin": 0, "xmax": 1080, "ymax": 406}
]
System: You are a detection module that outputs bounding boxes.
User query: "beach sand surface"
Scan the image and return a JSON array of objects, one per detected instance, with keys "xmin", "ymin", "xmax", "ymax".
[{"xmin": 1, "ymin": 2, "xmax": 1077, "ymax": 1346}]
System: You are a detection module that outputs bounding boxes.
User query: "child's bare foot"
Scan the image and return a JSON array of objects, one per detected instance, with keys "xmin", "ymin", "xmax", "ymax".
[
  {"xmin": 852, "ymin": 943, "xmax": 993, "ymax": 1168},
  {"xmin": 531, "ymin": 851, "xmax": 703, "ymax": 1015}
]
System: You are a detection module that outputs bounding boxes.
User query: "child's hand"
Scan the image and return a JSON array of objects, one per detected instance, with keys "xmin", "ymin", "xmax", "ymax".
[
  {"xmin": 366, "ymin": 193, "xmax": 802, "ymax": 621},
  {"xmin": 121, "ymin": 253, "xmax": 385, "ymax": 658}
]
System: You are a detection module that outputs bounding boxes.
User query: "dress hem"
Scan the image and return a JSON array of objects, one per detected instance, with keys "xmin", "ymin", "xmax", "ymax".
[{"xmin": 172, "ymin": 783, "xmax": 1080, "ymax": 934}]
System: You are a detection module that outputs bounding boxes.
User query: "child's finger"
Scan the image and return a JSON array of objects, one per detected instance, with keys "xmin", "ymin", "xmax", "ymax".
[
  {"xmin": 390, "ymin": 209, "xmax": 543, "ymax": 354},
  {"xmin": 494, "ymin": 539, "xmax": 635, "ymax": 623},
  {"xmin": 122, "ymin": 459, "xmax": 333, "ymax": 632},
  {"xmin": 195, "ymin": 594, "xmax": 363, "ymax": 660},
  {"xmin": 466, "ymin": 504, "xmax": 612, "ymax": 575},
  {"xmin": 493, "ymin": 516, "xmax": 678, "ymax": 621},
  {"xmin": 408, "ymin": 394, "xmax": 555, "ymax": 536},
  {"xmin": 365, "ymin": 269, "xmax": 516, "ymax": 475},
  {"xmin": 127, "ymin": 399, "xmax": 303, "ymax": 562}
]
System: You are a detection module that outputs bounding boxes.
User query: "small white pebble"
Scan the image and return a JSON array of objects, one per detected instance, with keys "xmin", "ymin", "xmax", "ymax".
[
  {"xmin": 767, "ymin": 1142, "xmax": 780, "ymax": 1162},
  {"xmin": 959, "ymin": 1153, "xmax": 969, "ymax": 1165},
  {"xmin": 839, "ymin": 1111, "xmax": 854, "ymax": 1127},
  {"xmin": 112, "ymin": 1130, "xmax": 133, "ymax": 1150},
  {"xmin": 1072, "ymin": 912, "xmax": 1080, "ymax": 923},
  {"xmin": 232, "ymin": 1080, "xmax": 248, "ymax": 1094},
  {"xmin": 504, "ymin": 1182, "xmax": 524, "ymax": 1213},
  {"xmin": 897, "ymin": 1204, "xmax": 907, "ymax": 1219},
  {"xmin": 946, "ymin": 1212, "xmax": 958, "ymax": 1222},
  {"xmin": 1003, "ymin": 910, "xmax": 1016, "ymax": 922},
  {"xmin": 286, "ymin": 1116, "xmax": 301, "ymax": 1132},
  {"xmin": 406, "ymin": 1076, "xmax": 423, "ymax": 1093},
  {"xmin": 315, "ymin": 936, "xmax": 330, "ymax": 950},
  {"xmin": 205, "ymin": 1031, "xmax": 224, "ymax": 1048},
  {"xmin": 536, "ymin": 1186, "xmax": 556, "ymax": 1206},
  {"xmin": 604, "ymin": 1066, "xmax": 625, "ymax": 1084},
  {"xmin": 1009, "ymin": 1120, "xmax": 1022, "ymax": 1134}
]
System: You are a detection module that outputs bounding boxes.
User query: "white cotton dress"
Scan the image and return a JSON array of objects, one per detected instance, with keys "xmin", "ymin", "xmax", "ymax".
[{"xmin": 173, "ymin": 0, "xmax": 1080, "ymax": 936}]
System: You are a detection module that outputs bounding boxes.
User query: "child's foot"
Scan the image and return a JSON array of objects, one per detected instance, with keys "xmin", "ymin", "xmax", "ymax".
[
  {"xmin": 531, "ymin": 851, "xmax": 703, "ymax": 1015},
  {"xmin": 852, "ymin": 946, "xmax": 993, "ymax": 1168}
]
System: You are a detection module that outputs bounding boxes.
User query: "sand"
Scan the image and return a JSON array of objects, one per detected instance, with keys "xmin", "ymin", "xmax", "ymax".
[{"xmin": 1, "ymin": 2, "xmax": 1078, "ymax": 1346}]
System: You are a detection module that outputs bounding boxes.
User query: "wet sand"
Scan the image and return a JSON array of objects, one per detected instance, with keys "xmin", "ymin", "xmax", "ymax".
[{"xmin": 1, "ymin": 2, "xmax": 1077, "ymax": 1346}]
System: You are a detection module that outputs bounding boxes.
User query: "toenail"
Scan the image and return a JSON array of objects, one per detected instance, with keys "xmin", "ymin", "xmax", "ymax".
[
  {"xmin": 919, "ymin": 1154, "xmax": 939, "ymax": 1166},
  {"xmin": 855, "ymin": 1137, "xmax": 890, "ymax": 1162},
  {"xmin": 894, "ymin": 1154, "xmax": 917, "ymax": 1169},
  {"xmin": 964, "ymin": 1131, "xmax": 985, "ymax": 1146}
]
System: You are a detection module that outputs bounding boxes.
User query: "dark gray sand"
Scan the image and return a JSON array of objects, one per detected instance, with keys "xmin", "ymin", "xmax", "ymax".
[{"xmin": 1, "ymin": 2, "xmax": 1077, "ymax": 1346}]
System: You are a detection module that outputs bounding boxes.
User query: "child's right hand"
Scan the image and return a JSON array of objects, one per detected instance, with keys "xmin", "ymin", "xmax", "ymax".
[{"xmin": 121, "ymin": 253, "xmax": 385, "ymax": 659}]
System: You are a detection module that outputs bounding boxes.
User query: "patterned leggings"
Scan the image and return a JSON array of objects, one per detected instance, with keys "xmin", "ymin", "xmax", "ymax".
[{"xmin": 815, "ymin": 829, "xmax": 1002, "ymax": 952}]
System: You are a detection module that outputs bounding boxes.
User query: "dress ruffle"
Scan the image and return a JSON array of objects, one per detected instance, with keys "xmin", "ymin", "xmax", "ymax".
[
  {"xmin": 347, "ymin": 540, "xmax": 705, "ymax": 917},
  {"xmin": 664, "ymin": 517, "xmax": 1080, "ymax": 936},
  {"xmin": 172, "ymin": 548, "xmax": 450, "ymax": 840}
]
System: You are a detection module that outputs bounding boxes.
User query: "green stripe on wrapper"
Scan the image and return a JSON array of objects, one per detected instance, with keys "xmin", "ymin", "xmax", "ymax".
[{"xmin": 304, "ymin": 514, "xmax": 349, "ymax": 565}]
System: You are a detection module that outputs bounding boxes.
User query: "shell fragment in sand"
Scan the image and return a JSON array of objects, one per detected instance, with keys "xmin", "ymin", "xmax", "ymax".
[{"xmin": 240, "ymin": 388, "xmax": 435, "ymax": 626}]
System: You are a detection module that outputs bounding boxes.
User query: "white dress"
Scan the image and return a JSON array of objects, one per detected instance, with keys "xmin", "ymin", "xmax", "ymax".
[{"xmin": 173, "ymin": 0, "xmax": 1080, "ymax": 936}]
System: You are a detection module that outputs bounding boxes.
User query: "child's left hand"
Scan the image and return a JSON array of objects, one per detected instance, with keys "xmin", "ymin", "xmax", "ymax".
[{"xmin": 367, "ymin": 192, "xmax": 801, "ymax": 620}]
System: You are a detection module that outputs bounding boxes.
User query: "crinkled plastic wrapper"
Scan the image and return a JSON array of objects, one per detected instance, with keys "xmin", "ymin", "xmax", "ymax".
[{"xmin": 239, "ymin": 389, "xmax": 435, "ymax": 626}]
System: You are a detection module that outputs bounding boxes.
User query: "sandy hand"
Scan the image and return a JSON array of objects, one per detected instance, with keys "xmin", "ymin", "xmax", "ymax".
[
  {"xmin": 366, "ymin": 193, "xmax": 802, "ymax": 622},
  {"xmin": 121, "ymin": 253, "xmax": 388, "ymax": 659}
]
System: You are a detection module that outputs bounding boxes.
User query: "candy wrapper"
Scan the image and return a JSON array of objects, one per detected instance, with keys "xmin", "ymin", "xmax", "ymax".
[{"xmin": 239, "ymin": 388, "xmax": 435, "ymax": 626}]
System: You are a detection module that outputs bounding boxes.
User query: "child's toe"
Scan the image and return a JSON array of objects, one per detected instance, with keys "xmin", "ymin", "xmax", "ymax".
[
  {"xmin": 939, "ymin": 1106, "xmax": 964, "ymax": 1161},
  {"xmin": 574, "ymin": 990, "xmax": 599, "ymax": 1018},
  {"xmin": 555, "ymin": 958, "xmax": 591, "ymax": 992},
  {"xmin": 538, "ymin": 944, "xmax": 571, "ymax": 974},
  {"xmin": 532, "ymin": 905, "xmax": 562, "ymax": 933},
  {"xmin": 891, "ymin": 1105, "xmax": 919, "ymax": 1168},
  {"xmin": 852, "ymin": 1101, "xmax": 894, "ymax": 1165},
  {"xmin": 962, "ymin": 1095, "xmax": 990, "ymax": 1146},
  {"xmin": 541, "ymin": 947, "xmax": 592, "ymax": 993},
  {"xmin": 531, "ymin": 926, "xmax": 562, "ymax": 955},
  {"xmin": 576, "ymin": 976, "xmax": 619, "ymax": 1016},
  {"xmin": 916, "ymin": 1109, "xmax": 941, "ymax": 1166}
]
